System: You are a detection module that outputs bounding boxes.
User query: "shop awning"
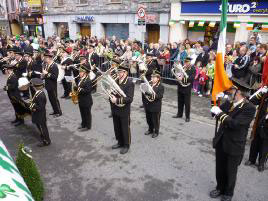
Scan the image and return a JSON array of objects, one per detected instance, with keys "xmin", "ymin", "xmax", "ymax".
[{"xmin": 262, "ymin": 23, "xmax": 268, "ymax": 31}]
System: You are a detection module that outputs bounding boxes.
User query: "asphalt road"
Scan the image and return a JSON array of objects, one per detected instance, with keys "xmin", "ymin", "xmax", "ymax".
[{"xmin": 0, "ymin": 75, "xmax": 267, "ymax": 201}]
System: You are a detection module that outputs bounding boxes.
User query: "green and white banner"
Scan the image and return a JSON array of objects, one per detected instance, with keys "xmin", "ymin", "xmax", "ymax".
[{"xmin": 0, "ymin": 140, "xmax": 34, "ymax": 201}]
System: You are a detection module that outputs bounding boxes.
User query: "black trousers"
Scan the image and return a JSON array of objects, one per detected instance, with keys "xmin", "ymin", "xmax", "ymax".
[
  {"xmin": 249, "ymin": 132, "xmax": 268, "ymax": 166},
  {"xmin": 62, "ymin": 78, "xmax": 71, "ymax": 96},
  {"xmin": 177, "ymin": 91, "xmax": 191, "ymax": 119},
  {"xmin": 36, "ymin": 122, "xmax": 51, "ymax": 144},
  {"xmin": 112, "ymin": 115, "xmax": 131, "ymax": 147},
  {"xmin": 47, "ymin": 89, "xmax": 62, "ymax": 114},
  {"xmin": 79, "ymin": 104, "xmax": 92, "ymax": 129},
  {"xmin": 145, "ymin": 110, "xmax": 161, "ymax": 134},
  {"xmin": 215, "ymin": 140, "xmax": 243, "ymax": 196}
]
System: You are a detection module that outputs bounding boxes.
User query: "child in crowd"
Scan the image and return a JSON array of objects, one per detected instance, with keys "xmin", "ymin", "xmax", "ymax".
[
  {"xmin": 193, "ymin": 61, "xmax": 201, "ymax": 93},
  {"xmin": 206, "ymin": 59, "xmax": 215, "ymax": 95},
  {"xmin": 198, "ymin": 67, "xmax": 208, "ymax": 97}
]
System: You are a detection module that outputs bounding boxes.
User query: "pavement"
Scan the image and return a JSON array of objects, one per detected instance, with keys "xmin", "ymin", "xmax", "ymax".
[{"xmin": 0, "ymin": 75, "xmax": 267, "ymax": 201}]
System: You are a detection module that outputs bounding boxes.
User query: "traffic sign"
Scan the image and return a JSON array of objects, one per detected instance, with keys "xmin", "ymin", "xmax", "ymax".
[{"xmin": 137, "ymin": 7, "xmax": 146, "ymax": 19}]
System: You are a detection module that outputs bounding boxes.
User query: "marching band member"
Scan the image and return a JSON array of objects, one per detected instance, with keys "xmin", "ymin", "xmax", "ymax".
[
  {"xmin": 3, "ymin": 65, "xmax": 29, "ymax": 126},
  {"xmin": 75, "ymin": 64, "xmax": 93, "ymax": 132},
  {"xmin": 110, "ymin": 64, "xmax": 135, "ymax": 155},
  {"xmin": 42, "ymin": 51, "xmax": 62, "ymax": 117},
  {"xmin": 172, "ymin": 57, "xmax": 195, "ymax": 122},
  {"xmin": 60, "ymin": 49, "xmax": 73, "ymax": 99},
  {"xmin": 29, "ymin": 78, "xmax": 51, "ymax": 147},
  {"xmin": 210, "ymin": 78, "xmax": 256, "ymax": 201},
  {"xmin": 245, "ymin": 86, "xmax": 268, "ymax": 172},
  {"xmin": 87, "ymin": 44, "xmax": 100, "ymax": 92},
  {"xmin": 143, "ymin": 70, "xmax": 164, "ymax": 138}
]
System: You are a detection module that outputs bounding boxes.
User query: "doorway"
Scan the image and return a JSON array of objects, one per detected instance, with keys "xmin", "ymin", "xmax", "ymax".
[
  {"xmin": 147, "ymin": 24, "xmax": 160, "ymax": 44},
  {"xmin": 80, "ymin": 24, "xmax": 91, "ymax": 37}
]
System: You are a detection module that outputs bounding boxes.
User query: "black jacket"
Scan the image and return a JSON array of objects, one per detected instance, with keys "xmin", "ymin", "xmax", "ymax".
[
  {"xmin": 14, "ymin": 59, "xmax": 27, "ymax": 78},
  {"xmin": 44, "ymin": 62, "xmax": 58, "ymax": 91},
  {"xmin": 77, "ymin": 76, "xmax": 93, "ymax": 107},
  {"xmin": 232, "ymin": 55, "xmax": 250, "ymax": 79},
  {"xmin": 88, "ymin": 52, "xmax": 99, "ymax": 68},
  {"xmin": 61, "ymin": 57, "xmax": 73, "ymax": 76},
  {"xmin": 195, "ymin": 52, "xmax": 209, "ymax": 67},
  {"xmin": 6, "ymin": 72, "xmax": 20, "ymax": 98},
  {"xmin": 145, "ymin": 59, "xmax": 159, "ymax": 81},
  {"xmin": 144, "ymin": 81, "xmax": 164, "ymax": 113},
  {"xmin": 213, "ymin": 100, "xmax": 256, "ymax": 156},
  {"xmin": 111, "ymin": 77, "xmax": 135, "ymax": 117},
  {"xmin": 177, "ymin": 65, "xmax": 195, "ymax": 94},
  {"xmin": 30, "ymin": 90, "xmax": 47, "ymax": 124},
  {"xmin": 250, "ymin": 92, "xmax": 268, "ymax": 139}
]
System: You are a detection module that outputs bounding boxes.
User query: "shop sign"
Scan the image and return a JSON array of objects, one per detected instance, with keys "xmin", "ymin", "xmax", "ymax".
[
  {"xmin": 146, "ymin": 14, "xmax": 159, "ymax": 24},
  {"xmin": 181, "ymin": 0, "xmax": 268, "ymax": 15},
  {"xmin": 75, "ymin": 16, "xmax": 94, "ymax": 23},
  {"xmin": 0, "ymin": 140, "xmax": 34, "ymax": 201}
]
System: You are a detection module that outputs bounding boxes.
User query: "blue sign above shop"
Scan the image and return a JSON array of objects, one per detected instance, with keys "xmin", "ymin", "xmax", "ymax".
[
  {"xmin": 75, "ymin": 16, "xmax": 94, "ymax": 22},
  {"xmin": 181, "ymin": 0, "xmax": 268, "ymax": 14}
]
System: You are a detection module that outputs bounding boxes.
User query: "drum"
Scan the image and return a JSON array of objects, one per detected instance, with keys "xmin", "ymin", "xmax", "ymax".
[
  {"xmin": 57, "ymin": 64, "xmax": 65, "ymax": 82},
  {"xmin": 18, "ymin": 77, "xmax": 30, "ymax": 91}
]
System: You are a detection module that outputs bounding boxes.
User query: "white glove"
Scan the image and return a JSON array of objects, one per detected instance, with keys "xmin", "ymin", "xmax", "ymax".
[
  {"xmin": 260, "ymin": 87, "xmax": 268, "ymax": 94},
  {"xmin": 216, "ymin": 92, "xmax": 224, "ymax": 100},
  {"xmin": 266, "ymin": 114, "xmax": 268, "ymax": 120},
  {"xmin": 211, "ymin": 106, "xmax": 222, "ymax": 115},
  {"xmin": 22, "ymin": 73, "xmax": 27, "ymax": 77}
]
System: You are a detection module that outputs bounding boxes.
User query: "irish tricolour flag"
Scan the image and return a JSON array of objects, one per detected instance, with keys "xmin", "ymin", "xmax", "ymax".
[{"xmin": 212, "ymin": 0, "xmax": 233, "ymax": 102}]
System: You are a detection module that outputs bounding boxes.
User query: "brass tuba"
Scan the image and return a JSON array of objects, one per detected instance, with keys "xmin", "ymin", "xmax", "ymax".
[
  {"xmin": 140, "ymin": 72, "xmax": 156, "ymax": 102},
  {"xmin": 96, "ymin": 67, "xmax": 126, "ymax": 107},
  {"xmin": 171, "ymin": 62, "xmax": 190, "ymax": 87}
]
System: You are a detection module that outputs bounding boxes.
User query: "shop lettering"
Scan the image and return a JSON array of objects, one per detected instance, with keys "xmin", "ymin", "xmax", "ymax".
[
  {"xmin": 75, "ymin": 16, "xmax": 94, "ymax": 22},
  {"xmin": 219, "ymin": 2, "xmax": 257, "ymax": 13}
]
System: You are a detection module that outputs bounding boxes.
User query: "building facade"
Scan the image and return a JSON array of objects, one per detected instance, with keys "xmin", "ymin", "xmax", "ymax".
[
  {"xmin": 43, "ymin": 0, "xmax": 170, "ymax": 43},
  {"xmin": 0, "ymin": 0, "xmax": 10, "ymax": 36},
  {"xmin": 170, "ymin": 0, "xmax": 268, "ymax": 44}
]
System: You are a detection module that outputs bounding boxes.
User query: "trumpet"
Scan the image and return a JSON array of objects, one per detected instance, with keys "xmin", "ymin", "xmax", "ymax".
[
  {"xmin": 171, "ymin": 62, "xmax": 190, "ymax": 87},
  {"xmin": 140, "ymin": 72, "xmax": 156, "ymax": 102},
  {"xmin": 96, "ymin": 67, "xmax": 126, "ymax": 107}
]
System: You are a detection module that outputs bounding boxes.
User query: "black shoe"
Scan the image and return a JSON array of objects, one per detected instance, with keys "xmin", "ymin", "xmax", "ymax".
[
  {"xmin": 14, "ymin": 121, "xmax": 24, "ymax": 127},
  {"xmin": 120, "ymin": 147, "xmax": 129, "ymax": 155},
  {"xmin": 185, "ymin": 118, "xmax": 190, "ymax": 122},
  {"xmin": 11, "ymin": 119, "xmax": 19, "ymax": 124},
  {"xmin": 221, "ymin": 195, "xmax": 232, "ymax": 201},
  {"xmin": 209, "ymin": 189, "xmax": 222, "ymax": 198},
  {"xmin": 245, "ymin": 160, "xmax": 255, "ymax": 166},
  {"xmin": 37, "ymin": 142, "xmax": 50, "ymax": 147},
  {"xmin": 152, "ymin": 133, "xmax": 159, "ymax": 138},
  {"xmin": 79, "ymin": 128, "xmax": 90, "ymax": 132},
  {"xmin": 172, "ymin": 115, "xmax": 182, "ymax": 118},
  {"xmin": 53, "ymin": 113, "xmax": 62, "ymax": 118},
  {"xmin": 112, "ymin": 144, "xmax": 123, "ymax": 149},
  {"xmin": 145, "ymin": 130, "xmax": 153, "ymax": 135},
  {"xmin": 139, "ymin": 105, "xmax": 144, "ymax": 108},
  {"xmin": 258, "ymin": 165, "xmax": 265, "ymax": 172},
  {"xmin": 61, "ymin": 95, "xmax": 68, "ymax": 99},
  {"xmin": 49, "ymin": 112, "xmax": 56, "ymax": 115},
  {"xmin": 78, "ymin": 126, "xmax": 85, "ymax": 130},
  {"xmin": 109, "ymin": 114, "xmax": 112, "ymax": 118}
]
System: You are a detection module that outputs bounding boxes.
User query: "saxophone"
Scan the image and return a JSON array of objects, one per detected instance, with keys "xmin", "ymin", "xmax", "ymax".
[{"xmin": 70, "ymin": 77, "xmax": 79, "ymax": 104}]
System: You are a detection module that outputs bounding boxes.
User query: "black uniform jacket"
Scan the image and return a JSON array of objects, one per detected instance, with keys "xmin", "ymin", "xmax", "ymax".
[
  {"xmin": 30, "ymin": 90, "xmax": 47, "ymax": 124},
  {"xmin": 6, "ymin": 72, "xmax": 20, "ymax": 98},
  {"xmin": 61, "ymin": 57, "xmax": 73, "ymax": 76},
  {"xmin": 77, "ymin": 75, "xmax": 93, "ymax": 107},
  {"xmin": 30, "ymin": 59, "xmax": 43, "ymax": 79},
  {"xmin": 213, "ymin": 100, "xmax": 256, "ymax": 156},
  {"xmin": 145, "ymin": 59, "xmax": 159, "ymax": 80},
  {"xmin": 250, "ymin": 92, "xmax": 268, "ymax": 139},
  {"xmin": 14, "ymin": 59, "xmax": 27, "ymax": 78},
  {"xmin": 44, "ymin": 62, "xmax": 58, "ymax": 91},
  {"xmin": 144, "ymin": 81, "xmax": 164, "ymax": 113},
  {"xmin": 88, "ymin": 52, "xmax": 100, "ymax": 67},
  {"xmin": 111, "ymin": 76, "xmax": 135, "ymax": 117},
  {"xmin": 177, "ymin": 65, "xmax": 195, "ymax": 94}
]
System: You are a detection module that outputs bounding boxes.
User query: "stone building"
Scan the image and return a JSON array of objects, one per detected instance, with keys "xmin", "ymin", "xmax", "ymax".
[{"xmin": 43, "ymin": 0, "xmax": 171, "ymax": 43}]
